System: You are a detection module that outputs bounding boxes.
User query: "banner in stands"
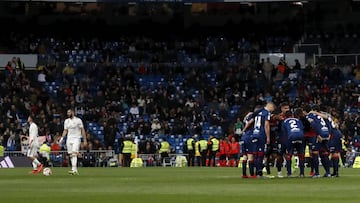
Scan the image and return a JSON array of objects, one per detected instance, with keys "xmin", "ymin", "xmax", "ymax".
[
  {"xmin": 259, "ymin": 53, "xmax": 305, "ymax": 69},
  {"xmin": 0, "ymin": 156, "xmax": 32, "ymax": 168},
  {"xmin": 20, "ymin": 136, "xmax": 47, "ymax": 155},
  {"xmin": 0, "ymin": 54, "xmax": 38, "ymax": 68}
]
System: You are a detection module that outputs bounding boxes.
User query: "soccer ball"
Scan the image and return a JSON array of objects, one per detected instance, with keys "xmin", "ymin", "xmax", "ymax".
[{"xmin": 43, "ymin": 167, "xmax": 52, "ymax": 176}]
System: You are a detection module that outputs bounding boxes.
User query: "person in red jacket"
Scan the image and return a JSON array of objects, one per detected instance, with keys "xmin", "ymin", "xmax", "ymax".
[
  {"xmin": 229, "ymin": 136, "xmax": 240, "ymax": 167},
  {"xmin": 5, "ymin": 61, "xmax": 14, "ymax": 77},
  {"xmin": 218, "ymin": 137, "xmax": 230, "ymax": 167}
]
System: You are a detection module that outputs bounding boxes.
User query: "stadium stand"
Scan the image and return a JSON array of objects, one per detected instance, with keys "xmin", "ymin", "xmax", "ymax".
[{"xmin": 0, "ymin": 0, "xmax": 359, "ymax": 167}]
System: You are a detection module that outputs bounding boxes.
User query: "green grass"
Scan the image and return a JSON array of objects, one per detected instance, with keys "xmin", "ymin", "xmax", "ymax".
[{"xmin": 1, "ymin": 167, "xmax": 360, "ymax": 203}]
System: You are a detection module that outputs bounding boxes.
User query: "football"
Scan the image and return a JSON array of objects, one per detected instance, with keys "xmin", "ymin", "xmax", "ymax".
[{"xmin": 43, "ymin": 167, "xmax": 52, "ymax": 176}]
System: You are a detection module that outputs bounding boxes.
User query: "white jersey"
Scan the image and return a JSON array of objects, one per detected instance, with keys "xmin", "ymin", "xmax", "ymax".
[
  {"xmin": 29, "ymin": 122, "xmax": 39, "ymax": 147},
  {"xmin": 64, "ymin": 116, "xmax": 84, "ymax": 139}
]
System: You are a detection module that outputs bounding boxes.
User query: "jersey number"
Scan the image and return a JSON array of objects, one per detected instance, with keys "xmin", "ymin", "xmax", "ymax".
[{"xmin": 289, "ymin": 119, "xmax": 298, "ymax": 129}]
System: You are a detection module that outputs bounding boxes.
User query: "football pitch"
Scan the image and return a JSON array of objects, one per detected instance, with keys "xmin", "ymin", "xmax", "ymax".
[{"xmin": 1, "ymin": 167, "xmax": 360, "ymax": 203}]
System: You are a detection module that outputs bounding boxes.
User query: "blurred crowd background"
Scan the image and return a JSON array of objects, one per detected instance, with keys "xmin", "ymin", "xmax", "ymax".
[{"xmin": 0, "ymin": 1, "xmax": 359, "ymax": 166}]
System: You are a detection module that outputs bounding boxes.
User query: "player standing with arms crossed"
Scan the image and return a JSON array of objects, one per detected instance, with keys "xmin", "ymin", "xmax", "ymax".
[{"xmin": 60, "ymin": 109, "xmax": 87, "ymax": 175}]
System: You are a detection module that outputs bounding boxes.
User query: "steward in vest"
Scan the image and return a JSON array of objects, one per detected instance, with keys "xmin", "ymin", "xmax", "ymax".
[
  {"xmin": 340, "ymin": 137, "xmax": 348, "ymax": 167},
  {"xmin": 159, "ymin": 138, "xmax": 171, "ymax": 165},
  {"xmin": 122, "ymin": 135, "xmax": 134, "ymax": 167},
  {"xmin": 186, "ymin": 135, "xmax": 196, "ymax": 167},
  {"xmin": 0, "ymin": 143, "xmax": 5, "ymax": 156},
  {"xmin": 198, "ymin": 136, "xmax": 208, "ymax": 167},
  {"xmin": 131, "ymin": 141, "xmax": 138, "ymax": 159},
  {"xmin": 195, "ymin": 140, "xmax": 201, "ymax": 166},
  {"xmin": 207, "ymin": 135, "xmax": 219, "ymax": 167},
  {"xmin": 39, "ymin": 142, "xmax": 51, "ymax": 167}
]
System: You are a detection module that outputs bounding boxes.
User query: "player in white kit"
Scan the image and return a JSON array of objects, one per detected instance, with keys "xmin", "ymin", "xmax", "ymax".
[
  {"xmin": 27, "ymin": 115, "xmax": 43, "ymax": 174},
  {"xmin": 60, "ymin": 109, "xmax": 87, "ymax": 175}
]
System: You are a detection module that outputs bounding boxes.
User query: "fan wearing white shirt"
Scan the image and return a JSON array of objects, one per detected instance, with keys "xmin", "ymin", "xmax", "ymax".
[
  {"xmin": 27, "ymin": 115, "xmax": 43, "ymax": 174},
  {"xmin": 60, "ymin": 109, "xmax": 87, "ymax": 175}
]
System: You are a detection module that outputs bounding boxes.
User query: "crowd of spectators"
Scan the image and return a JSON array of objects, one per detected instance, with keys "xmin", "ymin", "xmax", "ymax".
[{"xmin": 0, "ymin": 32, "xmax": 360, "ymax": 161}]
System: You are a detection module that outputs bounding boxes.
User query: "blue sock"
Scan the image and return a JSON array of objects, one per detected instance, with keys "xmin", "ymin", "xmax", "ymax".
[
  {"xmin": 242, "ymin": 160, "xmax": 247, "ymax": 176},
  {"xmin": 249, "ymin": 160, "xmax": 255, "ymax": 176},
  {"xmin": 312, "ymin": 154, "xmax": 319, "ymax": 175}
]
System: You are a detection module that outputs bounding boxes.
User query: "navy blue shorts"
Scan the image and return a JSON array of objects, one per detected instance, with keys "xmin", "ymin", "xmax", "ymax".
[
  {"xmin": 249, "ymin": 136, "xmax": 266, "ymax": 154},
  {"xmin": 329, "ymin": 130, "xmax": 342, "ymax": 153},
  {"xmin": 286, "ymin": 136, "xmax": 305, "ymax": 155},
  {"xmin": 305, "ymin": 136, "xmax": 316, "ymax": 151}
]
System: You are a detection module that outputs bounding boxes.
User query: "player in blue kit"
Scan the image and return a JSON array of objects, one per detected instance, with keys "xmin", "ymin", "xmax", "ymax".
[
  {"xmin": 243, "ymin": 102, "xmax": 276, "ymax": 177},
  {"xmin": 310, "ymin": 110, "xmax": 342, "ymax": 177},
  {"xmin": 240, "ymin": 112, "xmax": 255, "ymax": 178},
  {"xmin": 328, "ymin": 122, "xmax": 342, "ymax": 177},
  {"xmin": 303, "ymin": 104, "xmax": 331, "ymax": 178},
  {"xmin": 240, "ymin": 106, "xmax": 262, "ymax": 178},
  {"xmin": 272, "ymin": 102, "xmax": 290, "ymax": 178},
  {"xmin": 282, "ymin": 109, "xmax": 305, "ymax": 177}
]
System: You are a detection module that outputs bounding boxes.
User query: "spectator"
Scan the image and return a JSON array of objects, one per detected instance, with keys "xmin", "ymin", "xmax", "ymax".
[
  {"xmin": 5, "ymin": 61, "xmax": 14, "ymax": 77},
  {"xmin": 98, "ymin": 151, "xmax": 108, "ymax": 167},
  {"xmin": 5, "ymin": 130, "xmax": 17, "ymax": 151},
  {"xmin": 234, "ymin": 117, "xmax": 243, "ymax": 139},
  {"xmin": 353, "ymin": 65, "xmax": 360, "ymax": 82},
  {"xmin": 137, "ymin": 95, "xmax": 146, "ymax": 115},
  {"xmin": 82, "ymin": 143, "xmax": 96, "ymax": 167},
  {"xmin": 139, "ymin": 139, "xmax": 156, "ymax": 154},
  {"xmin": 151, "ymin": 118, "xmax": 161, "ymax": 133},
  {"xmin": 274, "ymin": 58, "xmax": 287, "ymax": 81},
  {"xmin": 37, "ymin": 70, "xmax": 46, "ymax": 83},
  {"xmin": 129, "ymin": 103, "xmax": 140, "ymax": 117},
  {"xmin": 103, "ymin": 121, "xmax": 117, "ymax": 149},
  {"xmin": 6, "ymin": 105, "xmax": 20, "ymax": 123},
  {"xmin": 262, "ymin": 57, "xmax": 274, "ymax": 82},
  {"xmin": 16, "ymin": 57, "xmax": 25, "ymax": 71},
  {"xmin": 62, "ymin": 63, "xmax": 75, "ymax": 83},
  {"xmin": 293, "ymin": 59, "xmax": 301, "ymax": 71}
]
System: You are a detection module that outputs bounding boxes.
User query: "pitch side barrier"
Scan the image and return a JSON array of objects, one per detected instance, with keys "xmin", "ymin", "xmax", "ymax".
[
  {"xmin": 7, "ymin": 0, "xmax": 302, "ymax": 3},
  {"xmin": 1, "ymin": 151, "xmax": 191, "ymax": 168},
  {"xmin": 2, "ymin": 150, "xmax": 116, "ymax": 168},
  {"xmin": 137, "ymin": 153, "xmax": 190, "ymax": 167},
  {"xmin": 5, "ymin": 151, "xmax": 357, "ymax": 168}
]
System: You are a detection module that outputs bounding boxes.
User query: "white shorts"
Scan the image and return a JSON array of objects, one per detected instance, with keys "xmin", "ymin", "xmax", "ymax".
[
  {"xmin": 66, "ymin": 137, "xmax": 81, "ymax": 154},
  {"xmin": 27, "ymin": 145, "xmax": 39, "ymax": 157}
]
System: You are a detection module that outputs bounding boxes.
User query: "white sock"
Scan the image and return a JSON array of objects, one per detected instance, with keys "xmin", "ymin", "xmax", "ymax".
[
  {"xmin": 32, "ymin": 161, "xmax": 37, "ymax": 170},
  {"xmin": 33, "ymin": 159, "xmax": 41, "ymax": 166},
  {"xmin": 71, "ymin": 155, "xmax": 77, "ymax": 171}
]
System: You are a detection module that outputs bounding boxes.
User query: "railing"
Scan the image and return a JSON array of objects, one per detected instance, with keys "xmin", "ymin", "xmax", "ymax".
[
  {"xmin": 293, "ymin": 43, "xmax": 321, "ymax": 54},
  {"xmin": 314, "ymin": 53, "xmax": 360, "ymax": 65},
  {"xmin": 293, "ymin": 43, "xmax": 321, "ymax": 63}
]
